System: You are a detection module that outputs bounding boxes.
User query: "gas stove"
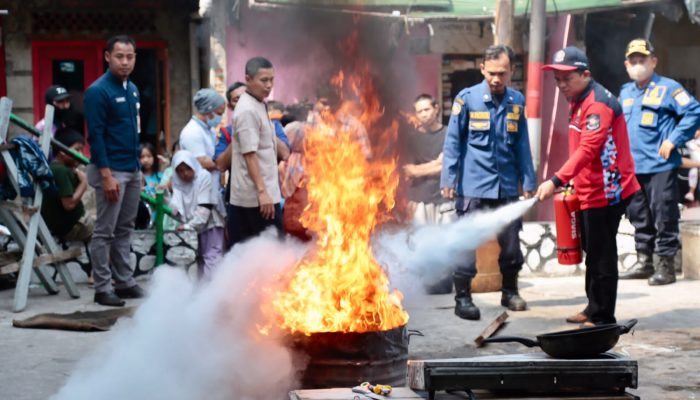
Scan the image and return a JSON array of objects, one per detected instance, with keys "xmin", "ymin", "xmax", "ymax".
[{"xmin": 407, "ymin": 352, "xmax": 638, "ymax": 399}]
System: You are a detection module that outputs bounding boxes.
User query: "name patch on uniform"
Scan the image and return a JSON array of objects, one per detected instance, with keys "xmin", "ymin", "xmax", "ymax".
[
  {"xmin": 115, "ymin": 97, "xmax": 126, "ymax": 103},
  {"xmin": 586, "ymin": 114, "xmax": 601, "ymax": 131},
  {"xmin": 641, "ymin": 86, "xmax": 667, "ymax": 106},
  {"xmin": 640, "ymin": 111, "xmax": 656, "ymax": 127},
  {"xmin": 622, "ymin": 98, "xmax": 634, "ymax": 108},
  {"xmin": 469, "ymin": 120, "xmax": 490, "ymax": 131},
  {"xmin": 672, "ymin": 88, "xmax": 691, "ymax": 107},
  {"xmin": 506, "ymin": 112, "xmax": 520, "ymax": 121},
  {"xmin": 506, "ymin": 121, "xmax": 518, "ymax": 133},
  {"xmin": 469, "ymin": 111, "xmax": 490, "ymax": 119}
]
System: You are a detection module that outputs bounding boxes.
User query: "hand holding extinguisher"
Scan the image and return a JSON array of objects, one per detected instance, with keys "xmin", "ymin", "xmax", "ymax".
[{"xmin": 535, "ymin": 180, "xmax": 583, "ymax": 265}]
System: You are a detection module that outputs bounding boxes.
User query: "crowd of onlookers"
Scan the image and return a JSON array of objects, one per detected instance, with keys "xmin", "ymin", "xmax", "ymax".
[{"xmin": 27, "ymin": 35, "xmax": 700, "ymax": 319}]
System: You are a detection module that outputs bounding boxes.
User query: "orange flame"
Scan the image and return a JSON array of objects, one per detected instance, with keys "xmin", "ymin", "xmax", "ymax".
[
  {"xmin": 400, "ymin": 111, "xmax": 421, "ymax": 129},
  {"xmin": 266, "ymin": 35, "xmax": 408, "ymax": 334}
]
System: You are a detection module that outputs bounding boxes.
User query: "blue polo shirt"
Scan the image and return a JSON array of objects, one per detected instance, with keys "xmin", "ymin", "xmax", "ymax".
[
  {"xmin": 84, "ymin": 71, "xmax": 140, "ymax": 172},
  {"xmin": 620, "ymin": 73, "xmax": 700, "ymax": 174},
  {"xmin": 441, "ymin": 80, "xmax": 536, "ymax": 199}
]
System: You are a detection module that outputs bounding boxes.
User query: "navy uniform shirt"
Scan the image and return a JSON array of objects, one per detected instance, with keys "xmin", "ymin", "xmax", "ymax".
[
  {"xmin": 620, "ymin": 73, "xmax": 700, "ymax": 174},
  {"xmin": 441, "ymin": 80, "xmax": 536, "ymax": 199},
  {"xmin": 85, "ymin": 71, "xmax": 141, "ymax": 172}
]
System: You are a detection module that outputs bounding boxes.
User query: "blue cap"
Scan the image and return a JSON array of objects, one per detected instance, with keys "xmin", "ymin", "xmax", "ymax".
[{"xmin": 543, "ymin": 47, "xmax": 590, "ymax": 72}]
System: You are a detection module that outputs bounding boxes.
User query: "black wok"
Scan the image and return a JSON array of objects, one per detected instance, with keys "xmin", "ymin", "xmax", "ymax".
[{"xmin": 482, "ymin": 319, "xmax": 637, "ymax": 359}]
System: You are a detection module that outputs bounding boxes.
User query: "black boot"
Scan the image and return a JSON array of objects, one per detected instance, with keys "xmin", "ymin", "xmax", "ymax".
[
  {"xmin": 453, "ymin": 274, "xmax": 480, "ymax": 320},
  {"xmin": 648, "ymin": 255, "xmax": 677, "ymax": 286},
  {"xmin": 501, "ymin": 272, "xmax": 527, "ymax": 311},
  {"xmin": 619, "ymin": 251, "xmax": 654, "ymax": 279}
]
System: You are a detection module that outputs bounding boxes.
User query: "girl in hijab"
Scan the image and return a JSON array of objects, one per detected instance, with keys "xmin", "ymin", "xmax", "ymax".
[{"xmin": 170, "ymin": 150, "xmax": 225, "ymax": 280}]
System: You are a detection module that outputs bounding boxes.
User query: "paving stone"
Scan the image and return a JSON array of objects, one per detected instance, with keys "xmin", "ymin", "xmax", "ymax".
[
  {"xmin": 139, "ymin": 255, "xmax": 156, "ymax": 272},
  {"xmin": 520, "ymin": 223, "xmax": 545, "ymax": 245},
  {"xmin": 540, "ymin": 237, "xmax": 555, "ymax": 258}
]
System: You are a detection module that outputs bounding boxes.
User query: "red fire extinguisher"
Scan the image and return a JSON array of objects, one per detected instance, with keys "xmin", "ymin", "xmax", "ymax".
[{"xmin": 554, "ymin": 190, "xmax": 583, "ymax": 265}]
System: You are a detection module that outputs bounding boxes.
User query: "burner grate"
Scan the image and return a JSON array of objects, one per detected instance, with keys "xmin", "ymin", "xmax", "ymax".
[{"xmin": 408, "ymin": 352, "xmax": 638, "ymax": 399}]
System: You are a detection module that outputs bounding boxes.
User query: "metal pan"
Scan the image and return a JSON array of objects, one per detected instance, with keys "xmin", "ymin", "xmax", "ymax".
[{"xmin": 482, "ymin": 319, "xmax": 637, "ymax": 359}]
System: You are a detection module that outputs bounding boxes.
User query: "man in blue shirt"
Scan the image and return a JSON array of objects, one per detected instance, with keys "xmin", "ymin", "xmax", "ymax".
[
  {"xmin": 619, "ymin": 39, "xmax": 700, "ymax": 285},
  {"xmin": 441, "ymin": 45, "xmax": 536, "ymax": 320},
  {"xmin": 85, "ymin": 35, "xmax": 145, "ymax": 307}
]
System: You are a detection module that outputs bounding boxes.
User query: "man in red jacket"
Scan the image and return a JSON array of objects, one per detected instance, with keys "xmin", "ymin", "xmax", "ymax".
[{"xmin": 536, "ymin": 47, "xmax": 640, "ymax": 326}]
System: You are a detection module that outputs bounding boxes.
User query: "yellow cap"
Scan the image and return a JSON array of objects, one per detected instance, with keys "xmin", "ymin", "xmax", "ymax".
[{"xmin": 625, "ymin": 39, "xmax": 654, "ymax": 58}]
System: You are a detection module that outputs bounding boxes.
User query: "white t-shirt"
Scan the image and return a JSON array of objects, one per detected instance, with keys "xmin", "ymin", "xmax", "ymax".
[
  {"xmin": 230, "ymin": 92, "xmax": 281, "ymax": 207},
  {"xmin": 178, "ymin": 117, "xmax": 225, "ymax": 215},
  {"xmin": 179, "ymin": 117, "xmax": 216, "ymax": 159}
]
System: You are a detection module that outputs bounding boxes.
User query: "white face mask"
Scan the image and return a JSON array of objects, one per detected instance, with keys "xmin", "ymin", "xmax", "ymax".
[{"xmin": 626, "ymin": 63, "xmax": 653, "ymax": 82}]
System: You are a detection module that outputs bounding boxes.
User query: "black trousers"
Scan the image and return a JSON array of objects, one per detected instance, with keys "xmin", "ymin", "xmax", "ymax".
[
  {"xmin": 626, "ymin": 169, "xmax": 680, "ymax": 257},
  {"xmin": 226, "ymin": 203, "xmax": 283, "ymax": 250},
  {"xmin": 454, "ymin": 197, "xmax": 523, "ymax": 279},
  {"xmin": 581, "ymin": 199, "xmax": 629, "ymax": 325}
]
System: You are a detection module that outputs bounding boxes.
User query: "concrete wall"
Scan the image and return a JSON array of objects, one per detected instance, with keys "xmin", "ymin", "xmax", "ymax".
[
  {"xmin": 0, "ymin": 0, "xmax": 193, "ymax": 144},
  {"xmin": 653, "ymin": 11, "xmax": 700, "ymax": 97},
  {"xmin": 154, "ymin": 5, "xmax": 196, "ymax": 145},
  {"xmin": 0, "ymin": 2, "xmax": 35, "ymax": 127}
]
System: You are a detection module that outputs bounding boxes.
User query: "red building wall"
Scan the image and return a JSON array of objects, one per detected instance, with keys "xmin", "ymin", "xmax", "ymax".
[{"xmin": 225, "ymin": 6, "xmax": 440, "ymax": 113}]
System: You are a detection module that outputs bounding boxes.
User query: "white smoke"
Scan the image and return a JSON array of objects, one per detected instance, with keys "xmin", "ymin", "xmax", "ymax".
[
  {"xmin": 52, "ymin": 199, "xmax": 535, "ymax": 399},
  {"xmin": 374, "ymin": 198, "xmax": 537, "ymax": 296},
  {"xmin": 52, "ymin": 234, "xmax": 309, "ymax": 400}
]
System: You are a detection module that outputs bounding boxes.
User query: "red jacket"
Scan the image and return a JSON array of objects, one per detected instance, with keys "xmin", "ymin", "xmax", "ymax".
[{"xmin": 553, "ymin": 81, "xmax": 640, "ymax": 210}]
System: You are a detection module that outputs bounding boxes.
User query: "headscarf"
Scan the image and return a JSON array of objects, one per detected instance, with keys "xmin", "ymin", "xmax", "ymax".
[
  {"xmin": 193, "ymin": 88, "xmax": 226, "ymax": 114},
  {"xmin": 170, "ymin": 150, "xmax": 214, "ymax": 221}
]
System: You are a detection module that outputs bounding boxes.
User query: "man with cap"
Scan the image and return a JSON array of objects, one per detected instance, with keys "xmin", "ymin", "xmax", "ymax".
[
  {"xmin": 178, "ymin": 88, "xmax": 228, "ymax": 245},
  {"xmin": 36, "ymin": 85, "xmax": 73, "ymax": 135},
  {"xmin": 535, "ymin": 47, "xmax": 640, "ymax": 326},
  {"xmin": 618, "ymin": 39, "xmax": 700, "ymax": 285},
  {"xmin": 441, "ymin": 45, "xmax": 536, "ymax": 321}
]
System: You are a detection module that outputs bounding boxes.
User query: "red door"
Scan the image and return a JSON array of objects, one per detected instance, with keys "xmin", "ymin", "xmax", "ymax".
[
  {"xmin": 31, "ymin": 40, "xmax": 171, "ymax": 155},
  {"xmin": 32, "ymin": 41, "xmax": 103, "ymax": 131}
]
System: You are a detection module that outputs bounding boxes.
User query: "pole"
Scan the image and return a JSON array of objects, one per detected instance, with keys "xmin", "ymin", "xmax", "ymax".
[
  {"xmin": 526, "ymin": 0, "xmax": 546, "ymax": 175},
  {"xmin": 9, "ymin": 113, "xmax": 89, "ymax": 164},
  {"xmin": 155, "ymin": 190, "xmax": 165, "ymax": 266},
  {"xmin": 494, "ymin": 0, "xmax": 514, "ymax": 46}
]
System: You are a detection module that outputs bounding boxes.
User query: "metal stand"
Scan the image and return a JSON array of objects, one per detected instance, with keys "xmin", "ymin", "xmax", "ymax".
[{"xmin": 0, "ymin": 97, "xmax": 80, "ymax": 312}]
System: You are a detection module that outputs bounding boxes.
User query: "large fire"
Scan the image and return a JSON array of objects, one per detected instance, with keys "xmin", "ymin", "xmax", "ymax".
[{"xmin": 265, "ymin": 40, "xmax": 409, "ymax": 335}]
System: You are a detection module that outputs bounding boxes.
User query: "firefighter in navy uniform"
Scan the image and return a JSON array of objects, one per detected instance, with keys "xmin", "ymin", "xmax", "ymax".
[
  {"xmin": 536, "ymin": 47, "xmax": 640, "ymax": 326},
  {"xmin": 618, "ymin": 39, "xmax": 700, "ymax": 285},
  {"xmin": 441, "ymin": 45, "xmax": 536, "ymax": 321}
]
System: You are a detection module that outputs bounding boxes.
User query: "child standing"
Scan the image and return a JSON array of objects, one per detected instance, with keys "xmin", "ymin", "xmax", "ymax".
[
  {"xmin": 140, "ymin": 143, "xmax": 163, "ymax": 197},
  {"xmin": 170, "ymin": 150, "xmax": 225, "ymax": 280}
]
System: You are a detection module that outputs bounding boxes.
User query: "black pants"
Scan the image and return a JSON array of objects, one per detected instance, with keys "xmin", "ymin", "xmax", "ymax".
[
  {"xmin": 454, "ymin": 197, "xmax": 523, "ymax": 278},
  {"xmin": 626, "ymin": 169, "xmax": 680, "ymax": 257},
  {"xmin": 226, "ymin": 203, "xmax": 283, "ymax": 250},
  {"xmin": 581, "ymin": 199, "xmax": 629, "ymax": 325}
]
